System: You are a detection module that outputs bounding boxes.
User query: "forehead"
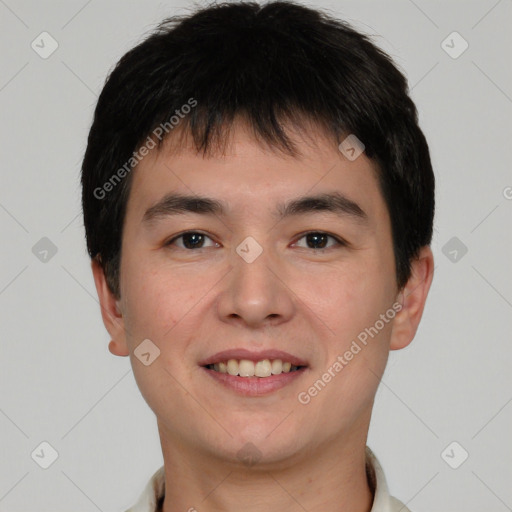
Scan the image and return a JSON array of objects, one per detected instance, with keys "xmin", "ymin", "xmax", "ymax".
[{"xmin": 126, "ymin": 120, "xmax": 385, "ymax": 224}]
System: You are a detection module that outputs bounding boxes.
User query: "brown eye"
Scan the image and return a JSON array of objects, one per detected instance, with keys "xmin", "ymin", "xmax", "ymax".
[
  {"xmin": 294, "ymin": 232, "xmax": 344, "ymax": 250},
  {"xmin": 166, "ymin": 232, "xmax": 218, "ymax": 249}
]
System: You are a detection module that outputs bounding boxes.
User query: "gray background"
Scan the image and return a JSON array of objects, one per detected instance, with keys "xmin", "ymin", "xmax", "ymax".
[{"xmin": 1, "ymin": 0, "xmax": 511, "ymax": 510}]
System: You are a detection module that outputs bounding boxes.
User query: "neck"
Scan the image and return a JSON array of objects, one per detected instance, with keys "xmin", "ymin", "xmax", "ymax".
[{"xmin": 159, "ymin": 426, "xmax": 374, "ymax": 512}]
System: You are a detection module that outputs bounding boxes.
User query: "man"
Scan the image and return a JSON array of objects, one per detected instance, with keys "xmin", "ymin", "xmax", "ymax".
[{"xmin": 81, "ymin": 1, "xmax": 435, "ymax": 510}]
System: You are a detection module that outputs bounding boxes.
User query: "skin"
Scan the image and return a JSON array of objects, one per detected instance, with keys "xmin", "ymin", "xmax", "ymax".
[{"xmin": 92, "ymin": 119, "xmax": 434, "ymax": 512}]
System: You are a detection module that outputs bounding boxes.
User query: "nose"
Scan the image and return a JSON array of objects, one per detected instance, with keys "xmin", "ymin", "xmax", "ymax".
[{"xmin": 216, "ymin": 239, "xmax": 295, "ymax": 330}]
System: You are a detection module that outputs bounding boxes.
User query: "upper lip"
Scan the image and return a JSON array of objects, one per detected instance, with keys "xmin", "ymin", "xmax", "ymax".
[{"xmin": 199, "ymin": 348, "xmax": 308, "ymax": 367}]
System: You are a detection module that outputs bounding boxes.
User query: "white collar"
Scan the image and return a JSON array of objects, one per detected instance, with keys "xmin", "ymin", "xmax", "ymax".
[{"xmin": 126, "ymin": 446, "xmax": 410, "ymax": 512}]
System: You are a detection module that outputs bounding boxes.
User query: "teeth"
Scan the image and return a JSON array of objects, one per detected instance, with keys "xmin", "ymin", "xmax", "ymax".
[
  {"xmin": 227, "ymin": 359, "xmax": 239, "ymax": 376},
  {"xmin": 255, "ymin": 359, "xmax": 272, "ymax": 377},
  {"xmin": 209, "ymin": 359, "xmax": 302, "ymax": 378},
  {"xmin": 239, "ymin": 359, "xmax": 255, "ymax": 377},
  {"xmin": 271, "ymin": 359, "xmax": 282, "ymax": 375}
]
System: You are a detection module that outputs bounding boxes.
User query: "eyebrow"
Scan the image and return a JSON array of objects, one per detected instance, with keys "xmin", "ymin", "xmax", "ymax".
[{"xmin": 142, "ymin": 192, "xmax": 368, "ymax": 225}]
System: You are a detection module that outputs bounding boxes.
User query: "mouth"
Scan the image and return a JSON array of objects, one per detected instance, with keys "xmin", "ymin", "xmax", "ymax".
[
  {"xmin": 199, "ymin": 349, "xmax": 308, "ymax": 396},
  {"xmin": 204, "ymin": 359, "xmax": 305, "ymax": 377}
]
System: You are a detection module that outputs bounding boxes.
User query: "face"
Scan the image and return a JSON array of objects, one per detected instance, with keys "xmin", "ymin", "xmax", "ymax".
[{"xmin": 93, "ymin": 120, "xmax": 433, "ymax": 466}]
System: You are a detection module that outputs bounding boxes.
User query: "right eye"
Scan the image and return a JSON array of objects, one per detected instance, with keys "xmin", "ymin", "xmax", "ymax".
[{"xmin": 165, "ymin": 231, "xmax": 219, "ymax": 250}]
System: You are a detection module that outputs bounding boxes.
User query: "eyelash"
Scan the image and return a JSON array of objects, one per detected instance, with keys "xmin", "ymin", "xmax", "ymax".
[{"xmin": 165, "ymin": 231, "xmax": 347, "ymax": 251}]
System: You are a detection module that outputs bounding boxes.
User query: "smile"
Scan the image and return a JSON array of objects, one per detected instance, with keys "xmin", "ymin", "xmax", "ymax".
[{"xmin": 205, "ymin": 358, "xmax": 304, "ymax": 378}]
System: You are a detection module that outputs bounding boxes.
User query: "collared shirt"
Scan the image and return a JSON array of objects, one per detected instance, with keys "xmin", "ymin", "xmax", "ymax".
[{"xmin": 125, "ymin": 446, "xmax": 411, "ymax": 512}]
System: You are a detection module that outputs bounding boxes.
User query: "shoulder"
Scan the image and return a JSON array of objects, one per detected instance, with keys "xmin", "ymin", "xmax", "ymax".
[
  {"xmin": 389, "ymin": 496, "xmax": 412, "ymax": 511},
  {"xmin": 366, "ymin": 447, "xmax": 412, "ymax": 512},
  {"xmin": 124, "ymin": 466, "xmax": 165, "ymax": 512}
]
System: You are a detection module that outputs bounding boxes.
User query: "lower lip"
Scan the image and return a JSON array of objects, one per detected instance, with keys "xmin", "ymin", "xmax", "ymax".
[{"xmin": 201, "ymin": 367, "xmax": 307, "ymax": 396}]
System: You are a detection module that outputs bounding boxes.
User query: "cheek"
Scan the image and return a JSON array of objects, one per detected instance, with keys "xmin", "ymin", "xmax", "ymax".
[
  {"xmin": 294, "ymin": 260, "xmax": 396, "ymax": 412},
  {"xmin": 292, "ymin": 258, "xmax": 392, "ymax": 340},
  {"xmin": 298, "ymin": 266, "xmax": 392, "ymax": 423},
  {"xmin": 121, "ymin": 256, "xmax": 187, "ymax": 332},
  {"xmin": 121, "ymin": 266, "xmax": 194, "ymax": 412}
]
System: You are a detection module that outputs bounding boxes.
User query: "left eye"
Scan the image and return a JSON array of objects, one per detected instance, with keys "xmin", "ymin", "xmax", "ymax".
[{"xmin": 293, "ymin": 232, "xmax": 344, "ymax": 250}]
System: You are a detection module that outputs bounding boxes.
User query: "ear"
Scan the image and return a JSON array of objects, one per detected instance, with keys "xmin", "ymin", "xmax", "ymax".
[
  {"xmin": 91, "ymin": 258, "xmax": 129, "ymax": 357},
  {"xmin": 389, "ymin": 246, "xmax": 434, "ymax": 351}
]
